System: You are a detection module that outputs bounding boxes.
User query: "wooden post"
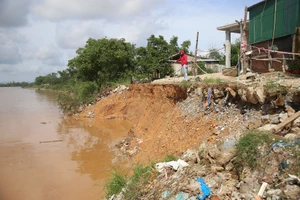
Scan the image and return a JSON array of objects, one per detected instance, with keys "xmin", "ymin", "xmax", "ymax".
[
  {"xmin": 194, "ymin": 32, "xmax": 199, "ymax": 76},
  {"xmin": 242, "ymin": 6, "xmax": 248, "ymax": 74}
]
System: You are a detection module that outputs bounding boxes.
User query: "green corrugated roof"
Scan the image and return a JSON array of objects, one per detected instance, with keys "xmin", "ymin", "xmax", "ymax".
[{"xmin": 249, "ymin": 0, "xmax": 300, "ymax": 44}]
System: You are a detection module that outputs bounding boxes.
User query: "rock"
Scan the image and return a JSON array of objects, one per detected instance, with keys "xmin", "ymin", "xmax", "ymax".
[
  {"xmin": 246, "ymin": 87, "xmax": 258, "ymax": 104},
  {"xmin": 258, "ymin": 124, "xmax": 277, "ymax": 131},
  {"xmin": 182, "ymin": 149, "xmax": 200, "ymax": 163},
  {"xmin": 262, "ymin": 115, "xmax": 270, "ymax": 124},
  {"xmin": 207, "ymin": 146, "xmax": 221, "ymax": 159},
  {"xmin": 254, "ymin": 87, "xmax": 265, "ymax": 104},
  {"xmin": 279, "ymin": 112, "xmax": 288, "ymax": 122},
  {"xmin": 284, "ymin": 185, "xmax": 300, "ymax": 199},
  {"xmin": 217, "ymin": 147, "xmax": 236, "ymax": 166},
  {"xmin": 284, "ymin": 133, "xmax": 298, "ymax": 139},
  {"xmin": 266, "ymin": 189, "xmax": 282, "ymax": 199},
  {"xmin": 222, "ymin": 68, "xmax": 238, "ymax": 77},
  {"xmin": 285, "ymin": 105, "xmax": 295, "ymax": 116},
  {"xmin": 225, "ymin": 161, "xmax": 234, "ymax": 171},
  {"xmin": 272, "ymin": 95, "xmax": 285, "ymax": 107},
  {"xmin": 194, "ymin": 88, "xmax": 202, "ymax": 98},
  {"xmin": 211, "ymin": 165, "xmax": 224, "ymax": 172},
  {"xmin": 226, "ymin": 87, "xmax": 236, "ymax": 98},
  {"xmin": 241, "ymin": 89, "xmax": 247, "ymax": 102},
  {"xmin": 270, "ymin": 115, "xmax": 280, "ymax": 124},
  {"xmin": 214, "ymin": 89, "xmax": 225, "ymax": 98}
]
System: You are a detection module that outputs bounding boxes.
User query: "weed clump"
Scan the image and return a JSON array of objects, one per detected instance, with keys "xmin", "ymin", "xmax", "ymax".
[
  {"xmin": 105, "ymin": 171, "xmax": 127, "ymax": 198},
  {"xmin": 235, "ymin": 130, "xmax": 275, "ymax": 170}
]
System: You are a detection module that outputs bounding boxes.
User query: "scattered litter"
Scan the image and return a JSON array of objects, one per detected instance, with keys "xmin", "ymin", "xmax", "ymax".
[
  {"xmin": 155, "ymin": 159, "xmax": 189, "ymax": 172},
  {"xmin": 196, "ymin": 178, "xmax": 210, "ymax": 200}
]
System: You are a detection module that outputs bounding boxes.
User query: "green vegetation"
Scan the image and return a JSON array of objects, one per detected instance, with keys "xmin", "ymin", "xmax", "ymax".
[
  {"xmin": 105, "ymin": 165, "xmax": 154, "ymax": 200},
  {"xmin": 162, "ymin": 154, "xmax": 177, "ymax": 162},
  {"xmin": 0, "ymin": 81, "xmax": 32, "ymax": 87},
  {"xmin": 235, "ymin": 130, "xmax": 275, "ymax": 170},
  {"xmin": 29, "ymin": 35, "xmax": 191, "ymax": 114},
  {"xmin": 265, "ymin": 79, "xmax": 288, "ymax": 94},
  {"xmin": 123, "ymin": 165, "xmax": 153, "ymax": 199},
  {"xmin": 203, "ymin": 77, "xmax": 223, "ymax": 84},
  {"xmin": 105, "ymin": 171, "xmax": 127, "ymax": 198}
]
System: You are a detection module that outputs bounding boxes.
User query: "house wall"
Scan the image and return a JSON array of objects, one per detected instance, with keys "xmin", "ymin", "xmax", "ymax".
[
  {"xmin": 251, "ymin": 34, "xmax": 294, "ymax": 72},
  {"xmin": 205, "ymin": 63, "xmax": 224, "ymax": 73},
  {"xmin": 171, "ymin": 63, "xmax": 193, "ymax": 76}
]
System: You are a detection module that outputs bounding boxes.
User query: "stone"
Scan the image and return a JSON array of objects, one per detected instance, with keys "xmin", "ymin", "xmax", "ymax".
[
  {"xmin": 258, "ymin": 124, "xmax": 277, "ymax": 131},
  {"xmin": 284, "ymin": 133, "xmax": 298, "ymax": 139},
  {"xmin": 284, "ymin": 185, "xmax": 300, "ymax": 199},
  {"xmin": 254, "ymin": 87, "xmax": 265, "ymax": 104},
  {"xmin": 226, "ymin": 87, "xmax": 236, "ymax": 97},
  {"xmin": 270, "ymin": 115, "xmax": 280, "ymax": 124},
  {"xmin": 246, "ymin": 87, "xmax": 258, "ymax": 104},
  {"xmin": 214, "ymin": 89, "xmax": 225, "ymax": 98},
  {"xmin": 272, "ymin": 95, "xmax": 285, "ymax": 107},
  {"xmin": 217, "ymin": 147, "xmax": 236, "ymax": 166}
]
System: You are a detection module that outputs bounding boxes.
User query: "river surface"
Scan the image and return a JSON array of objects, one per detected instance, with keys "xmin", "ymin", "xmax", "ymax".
[{"xmin": 0, "ymin": 87, "xmax": 131, "ymax": 200}]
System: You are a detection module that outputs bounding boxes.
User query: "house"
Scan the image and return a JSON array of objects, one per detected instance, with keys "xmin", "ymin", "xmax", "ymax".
[
  {"xmin": 248, "ymin": 0, "xmax": 300, "ymax": 73},
  {"xmin": 169, "ymin": 53, "xmax": 222, "ymax": 76}
]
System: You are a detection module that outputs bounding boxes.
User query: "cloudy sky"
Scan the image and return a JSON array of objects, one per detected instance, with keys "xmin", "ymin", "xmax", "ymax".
[{"xmin": 0, "ymin": 0, "xmax": 259, "ymax": 83}]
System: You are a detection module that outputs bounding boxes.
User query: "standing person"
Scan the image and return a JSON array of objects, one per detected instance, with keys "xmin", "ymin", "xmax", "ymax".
[{"xmin": 176, "ymin": 50, "xmax": 188, "ymax": 81}]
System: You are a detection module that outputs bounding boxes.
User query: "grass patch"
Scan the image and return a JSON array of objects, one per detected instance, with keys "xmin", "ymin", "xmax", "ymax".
[
  {"xmin": 203, "ymin": 77, "xmax": 223, "ymax": 84},
  {"xmin": 123, "ymin": 165, "xmax": 153, "ymax": 199},
  {"xmin": 234, "ymin": 130, "xmax": 276, "ymax": 170},
  {"xmin": 105, "ymin": 171, "xmax": 127, "ymax": 198},
  {"xmin": 265, "ymin": 80, "xmax": 288, "ymax": 94},
  {"xmin": 179, "ymin": 80, "xmax": 193, "ymax": 88},
  {"xmin": 162, "ymin": 154, "xmax": 177, "ymax": 162}
]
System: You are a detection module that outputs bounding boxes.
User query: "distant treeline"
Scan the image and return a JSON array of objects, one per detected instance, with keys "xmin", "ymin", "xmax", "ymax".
[{"xmin": 0, "ymin": 82, "xmax": 32, "ymax": 87}]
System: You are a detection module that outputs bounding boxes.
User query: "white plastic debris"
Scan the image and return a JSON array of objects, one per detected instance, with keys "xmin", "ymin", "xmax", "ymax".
[{"xmin": 155, "ymin": 159, "xmax": 189, "ymax": 172}]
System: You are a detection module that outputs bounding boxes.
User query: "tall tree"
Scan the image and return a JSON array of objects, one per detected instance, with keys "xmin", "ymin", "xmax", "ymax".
[
  {"xmin": 136, "ymin": 35, "xmax": 173, "ymax": 77},
  {"xmin": 67, "ymin": 37, "xmax": 135, "ymax": 87}
]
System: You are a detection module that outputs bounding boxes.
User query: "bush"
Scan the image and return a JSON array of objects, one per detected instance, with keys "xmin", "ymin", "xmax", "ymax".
[{"xmin": 57, "ymin": 81, "xmax": 99, "ymax": 114}]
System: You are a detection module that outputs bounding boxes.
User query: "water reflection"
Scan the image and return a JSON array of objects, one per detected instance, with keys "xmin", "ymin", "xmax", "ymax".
[{"xmin": 56, "ymin": 116, "xmax": 132, "ymax": 180}]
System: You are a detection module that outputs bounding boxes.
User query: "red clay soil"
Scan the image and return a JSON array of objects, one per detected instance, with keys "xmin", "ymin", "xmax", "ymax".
[{"xmin": 78, "ymin": 84, "xmax": 228, "ymax": 164}]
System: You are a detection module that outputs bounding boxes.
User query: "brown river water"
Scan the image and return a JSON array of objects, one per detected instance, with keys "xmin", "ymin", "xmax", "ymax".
[{"xmin": 0, "ymin": 87, "xmax": 132, "ymax": 200}]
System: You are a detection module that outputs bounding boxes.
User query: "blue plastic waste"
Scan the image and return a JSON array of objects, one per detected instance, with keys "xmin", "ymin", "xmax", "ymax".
[{"xmin": 196, "ymin": 178, "xmax": 210, "ymax": 200}]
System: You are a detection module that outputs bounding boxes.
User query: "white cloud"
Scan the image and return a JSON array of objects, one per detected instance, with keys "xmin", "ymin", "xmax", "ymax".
[
  {"xmin": 31, "ymin": 0, "xmax": 168, "ymax": 21},
  {"xmin": 23, "ymin": 45, "xmax": 64, "ymax": 66},
  {"xmin": 0, "ymin": 45, "xmax": 22, "ymax": 64},
  {"xmin": 55, "ymin": 20, "xmax": 105, "ymax": 49},
  {"xmin": 0, "ymin": 0, "xmax": 31, "ymax": 27}
]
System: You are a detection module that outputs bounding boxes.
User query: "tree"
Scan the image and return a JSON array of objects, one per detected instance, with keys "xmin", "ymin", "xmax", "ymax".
[
  {"xmin": 180, "ymin": 40, "xmax": 191, "ymax": 54},
  {"xmin": 67, "ymin": 37, "xmax": 135, "ymax": 88},
  {"xmin": 136, "ymin": 35, "xmax": 173, "ymax": 78},
  {"xmin": 231, "ymin": 39, "xmax": 241, "ymax": 67},
  {"xmin": 207, "ymin": 48, "xmax": 225, "ymax": 65}
]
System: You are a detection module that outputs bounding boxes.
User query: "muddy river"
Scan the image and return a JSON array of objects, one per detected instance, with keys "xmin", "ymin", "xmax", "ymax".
[{"xmin": 0, "ymin": 87, "xmax": 131, "ymax": 200}]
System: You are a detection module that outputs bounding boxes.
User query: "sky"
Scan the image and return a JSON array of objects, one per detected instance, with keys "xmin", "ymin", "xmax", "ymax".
[{"xmin": 0, "ymin": 0, "xmax": 260, "ymax": 83}]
